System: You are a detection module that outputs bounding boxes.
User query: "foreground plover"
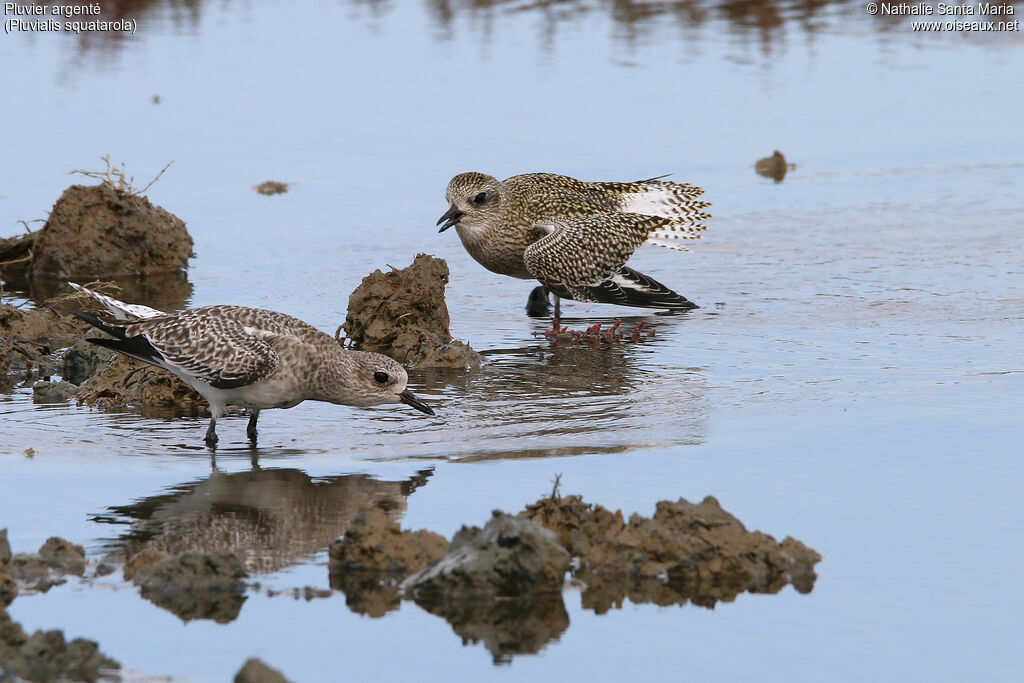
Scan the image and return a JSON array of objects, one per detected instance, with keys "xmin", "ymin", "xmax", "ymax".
[
  {"xmin": 68, "ymin": 283, "xmax": 434, "ymax": 447},
  {"xmin": 437, "ymin": 172, "xmax": 711, "ymax": 316}
]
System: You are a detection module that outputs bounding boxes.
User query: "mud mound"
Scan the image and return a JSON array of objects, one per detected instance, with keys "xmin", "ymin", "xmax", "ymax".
[
  {"xmin": 235, "ymin": 657, "xmax": 292, "ymax": 683},
  {"xmin": 3, "ymin": 536, "xmax": 88, "ymax": 593},
  {"xmin": 399, "ymin": 512, "xmax": 570, "ymax": 663},
  {"xmin": 342, "ymin": 254, "xmax": 481, "ymax": 369},
  {"xmin": 62, "ymin": 339, "xmax": 116, "ymax": 386},
  {"xmin": 76, "ymin": 356, "xmax": 204, "ymax": 411},
  {"xmin": 0, "ymin": 574, "xmax": 14, "ymax": 609},
  {"xmin": 403, "ymin": 512, "xmax": 569, "ymax": 601},
  {"xmin": 327, "ymin": 509, "xmax": 448, "ymax": 617},
  {"xmin": 0, "ymin": 304, "xmax": 83, "ymax": 342},
  {"xmin": 29, "ymin": 183, "xmax": 193, "ymax": 278},
  {"xmin": 521, "ymin": 494, "xmax": 821, "ymax": 613},
  {"xmin": 754, "ymin": 150, "xmax": 795, "ymax": 183},
  {"xmin": 2, "ymin": 281, "xmax": 123, "ymax": 380},
  {"xmin": 33, "ymin": 380, "xmax": 78, "ymax": 403},
  {"xmin": 129, "ymin": 549, "xmax": 248, "ymax": 624},
  {"xmin": 0, "ymin": 626, "xmax": 119, "ymax": 683},
  {"xmin": 328, "ymin": 508, "xmax": 448, "ymax": 575},
  {"xmin": 37, "ymin": 538, "xmax": 86, "ymax": 576}
]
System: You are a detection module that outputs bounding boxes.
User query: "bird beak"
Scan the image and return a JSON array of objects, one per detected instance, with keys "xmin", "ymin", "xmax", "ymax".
[
  {"xmin": 436, "ymin": 205, "xmax": 463, "ymax": 233},
  {"xmin": 399, "ymin": 388, "xmax": 435, "ymax": 415}
]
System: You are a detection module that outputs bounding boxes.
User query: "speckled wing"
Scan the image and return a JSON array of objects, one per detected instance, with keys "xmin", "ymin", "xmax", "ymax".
[
  {"xmin": 125, "ymin": 309, "xmax": 281, "ymax": 389},
  {"xmin": 523, "ymin": 214, "xmax": 697, "ymax": 310}
]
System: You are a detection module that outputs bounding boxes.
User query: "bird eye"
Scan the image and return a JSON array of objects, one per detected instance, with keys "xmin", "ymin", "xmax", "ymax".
[
  {"xmin": 373, "ymin": 371, "xmax": 389, "ymax": 384},
  {"xmin": 472, "ymin": 191, "xmax": 487, "ymax": 205}
]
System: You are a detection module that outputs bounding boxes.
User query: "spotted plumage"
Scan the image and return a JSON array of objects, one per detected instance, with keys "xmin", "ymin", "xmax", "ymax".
[
  {"xmin": 437, "ymin": 172, "xmax": 711, "ymax": 313},
  {"xmin": 68, "ymin": 283, "xmax": 434, "ymax": 446}
]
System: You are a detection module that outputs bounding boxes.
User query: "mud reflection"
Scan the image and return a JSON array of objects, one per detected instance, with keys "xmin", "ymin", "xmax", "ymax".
[
  {"xmin": 94, "ymin": 467, "xmax": 433, "ymax": 576},
  {"xmin": 417, "ymin": 595, "xmax": 569, "ymax": 665},
  {"xmin": 1, "ymin": 272, "xmax": 192, "ymax": 314}
]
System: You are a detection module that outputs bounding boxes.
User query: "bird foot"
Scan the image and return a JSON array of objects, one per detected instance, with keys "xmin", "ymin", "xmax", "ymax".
[{"xmin": 525, "ymin": 286, "xmax": 553, "ymax": 317}]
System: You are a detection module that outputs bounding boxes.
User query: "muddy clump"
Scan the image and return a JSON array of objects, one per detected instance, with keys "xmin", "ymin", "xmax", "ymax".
[
  {"xmin": 37, "ymin": 538, "xmax": 86, "ymax": 577},
  {"xmin": 0, "ymin": 529, "xmax": 10, "ymax": 565},
  {"xmin": 0, "ymin": 574, "xmax": 15, "ymax": 609},
  {"xmin": 522, "ymin": 494, "xmax": 821, "ymax": 613},
  {"xmin": 127, "ymin": 549, "xmax": 247, "ymax": 623},
  {"xmin": 2, "ymin": 281, "xmax": 123, "ymax": 381},
  {"xmin": 3, "ymin": 536, "xmax": 87, "ymax": 593},
  {"xmin": 0, "ymin": 531, "xmax": 14, "ymax": 608},
  {"xmin": 328, "ymin": 508, "xmax": 448, "ymax": 617},
  {"xmin": 342, "ymin": 254, "xmax": 481, "ymax": 369},
  {"xmin": 754, "ymin": 150, "xmax": 796, "ymax": 183},
  {"xmin": 33, "ymin": 380, "xmax": 78, "ymax": 403},
  {"xmin": 0, "ymin": 304, "xmax": 83, "ymax": 342},
  {"xmin": 0, "ymin": 620, "xmax": 119, "ymax": 683},
  {"xmin": 400, "ymin": 512, "xmax": 571, "ymax": 663},
  {"xmin": 254, "ymin": 181, "xmax": 290, "ymax": 196},
  {"xmin": 28, "ymin": 183, "xmax": 193, "ymax": 279},
  {"xmin": 62, "ymin": 339, "xmax": 117, "ymax": 386},
  {"xmin": 235, "ymin": 657, "xmax": 292, "ymax": 683},
  {"xmin": 403, "ymin": 512, "xmax": 569, "ymax": 600},
  {"xmin": 76, "ymin": 356, "xmax": 204, "ymax": 411}
]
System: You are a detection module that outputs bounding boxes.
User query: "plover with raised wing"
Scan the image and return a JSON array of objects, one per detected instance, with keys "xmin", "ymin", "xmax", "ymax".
[
  {"xmin": 68, "ymin": 283, "xmax": 434, "ymax": 447},
  {"xmin": 437, "ymin": 172, "xmax": 711, "ymax": 316}
]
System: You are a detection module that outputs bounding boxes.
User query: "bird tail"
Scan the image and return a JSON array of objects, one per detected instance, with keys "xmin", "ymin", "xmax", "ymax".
[
  {"xmin": 596, "ymin": 180, "xmax": 711, "ymax": 252},
  {"xmin": 550, "ymin": 266, "xmax": 697, "ymax": 311},
  {"xmin": 67, "ymin": 282, "xmax": 165, "ymax": 321},
  {"xmin": 69, "ymin": 310, "xmax": 165, "ymax": 367}
]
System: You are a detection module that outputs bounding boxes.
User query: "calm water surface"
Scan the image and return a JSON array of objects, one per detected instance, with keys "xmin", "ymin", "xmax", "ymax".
[{"xmin": 1, "ymin": 1, "xmax": 1022, "ymax": 680}]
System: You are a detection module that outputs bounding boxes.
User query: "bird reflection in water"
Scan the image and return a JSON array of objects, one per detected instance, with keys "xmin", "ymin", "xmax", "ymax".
[{"xmin": 94, "ymin": 467, "xmax": 433, "ymax": 576}]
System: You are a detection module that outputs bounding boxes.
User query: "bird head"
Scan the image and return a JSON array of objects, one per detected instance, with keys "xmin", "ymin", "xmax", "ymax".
[
  {"xmin": 437, "ymin": 172, "xmax": 503, "ymax": 235},
  {"xmin": 328, "ymin": 352, "xmax": 434, "ymax": 415}
]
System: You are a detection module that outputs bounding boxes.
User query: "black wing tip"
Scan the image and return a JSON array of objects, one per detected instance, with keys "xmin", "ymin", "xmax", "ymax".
[{"xmin": 70, "ymin": 310, "xmax": 128, "ymax": 338}]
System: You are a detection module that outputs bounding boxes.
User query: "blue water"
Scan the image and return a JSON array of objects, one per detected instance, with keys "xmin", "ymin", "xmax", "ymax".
[{"xmin": 2, "ymin": 1, "xmax": 1023, "ymax": 680}]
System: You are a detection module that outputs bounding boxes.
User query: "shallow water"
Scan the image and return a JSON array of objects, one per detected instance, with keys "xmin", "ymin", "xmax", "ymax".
[{"xmin": 2, "ymin": 1, "xmax": 1023, "ymax": 680}]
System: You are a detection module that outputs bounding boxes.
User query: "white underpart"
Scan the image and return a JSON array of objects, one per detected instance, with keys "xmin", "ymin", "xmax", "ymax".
[
  {"xmin": 67, "ymin": 282, "xmax": 164, "ymax": 320},
  {"xmin": 620, "ymin": 189, "xmax": 678, "ymax": 217}
]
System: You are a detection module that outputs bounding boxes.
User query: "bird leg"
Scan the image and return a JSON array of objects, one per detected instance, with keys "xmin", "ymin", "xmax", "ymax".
[
  {"xmin": 525, "ymin": 285, "xmax": 553, "ymax": 317},
  {"xmin": 553, "ymin": 295, "xmax": 561, "ymax": 318},
  {"xmin": 246, "ymin": 409, "xmax": 260, "ymax": 442},
  {"xmin": 204, "ymin": 417, "xmax": 218, "ymax": 448}
]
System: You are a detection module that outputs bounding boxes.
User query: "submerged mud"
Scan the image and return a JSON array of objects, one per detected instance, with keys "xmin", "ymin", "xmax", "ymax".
[{"xmin": 342, "ymin": 254, "xmax": 482, "ymax": 369}]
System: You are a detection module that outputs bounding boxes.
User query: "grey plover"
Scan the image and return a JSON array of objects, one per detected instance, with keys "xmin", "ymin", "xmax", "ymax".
[
  {"xmin": 437, "ymin": 172, "xmax": 711, "ymax": 316},
  {"xmin": 68, "ymin": 283, "xmax": 434, "ymax": 446}
]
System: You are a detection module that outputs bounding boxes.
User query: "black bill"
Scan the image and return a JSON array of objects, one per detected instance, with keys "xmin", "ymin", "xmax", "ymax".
[
  {"xmin": 436, "ymin": 205, "xmax": 463, "ymax": 233},
  {"xmin": 399, "ymin": 388, "xmax": 435, "ymax": 415}
]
